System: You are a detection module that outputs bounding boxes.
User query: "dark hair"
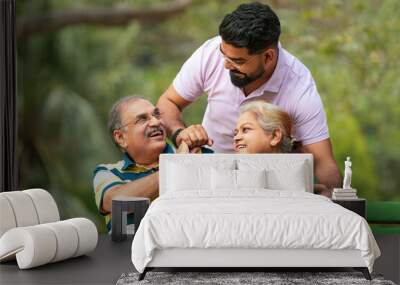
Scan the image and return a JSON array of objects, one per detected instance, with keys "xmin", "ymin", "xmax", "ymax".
[
  {"xmin": 291, "ymin": 140, "xmax": 303, "ymax": 153},
  {"xmin": 219, "ymin": 2, "xmax": 281, "ymax": 54}
]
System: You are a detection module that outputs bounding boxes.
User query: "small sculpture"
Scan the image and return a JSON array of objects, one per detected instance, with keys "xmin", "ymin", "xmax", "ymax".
[
  {"xmin": 343, "ymin": 157, "xmax": 352, "ymax": 189},
  {"xmin": 333, "ymin": 157, "xmax": 357, "ymax": 199}
]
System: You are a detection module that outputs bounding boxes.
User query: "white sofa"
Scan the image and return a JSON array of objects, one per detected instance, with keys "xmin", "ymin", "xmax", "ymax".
[{"xmin": 0, "ymin": 189, "xmax": 98, "ymax": 269}]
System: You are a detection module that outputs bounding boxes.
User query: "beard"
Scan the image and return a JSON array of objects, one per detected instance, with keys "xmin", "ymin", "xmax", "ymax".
[{"xmin": 229, "ymin": 68, "xmax": 265, "ymax": 87}]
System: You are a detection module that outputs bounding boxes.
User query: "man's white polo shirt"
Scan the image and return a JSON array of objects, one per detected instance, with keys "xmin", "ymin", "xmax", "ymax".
[{"xmin": 173, "ymin": 36, "xmax": 329, "ymax": 153}]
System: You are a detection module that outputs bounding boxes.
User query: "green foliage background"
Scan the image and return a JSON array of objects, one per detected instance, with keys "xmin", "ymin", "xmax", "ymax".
[{"xmin": 17, "ymin": 0, "xmax": 400, "ymax": 231}]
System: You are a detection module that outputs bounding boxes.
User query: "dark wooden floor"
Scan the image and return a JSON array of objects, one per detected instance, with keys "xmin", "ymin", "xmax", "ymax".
[
  {"xmin": 0, "ymin": 235, "xmax": 134, "ymax": 285},
  {"xmin": 0, "ymin": 234, "xmax": 398, "ymax": 284}
]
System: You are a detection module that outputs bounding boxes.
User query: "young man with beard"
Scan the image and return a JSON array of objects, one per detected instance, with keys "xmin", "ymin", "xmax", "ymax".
[{"xmin": 157, "ymin": 2, "xmax": 341, "ymax": 194}]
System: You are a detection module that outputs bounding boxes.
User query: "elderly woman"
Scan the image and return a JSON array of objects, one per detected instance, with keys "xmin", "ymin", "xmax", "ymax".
[
  {"xmin": 234, "ymin": 100, "xmax": 331, "ymax": 197},
  {"xmin": 234, "ymin": 100, "xmax": 295, "ymax": 154}
]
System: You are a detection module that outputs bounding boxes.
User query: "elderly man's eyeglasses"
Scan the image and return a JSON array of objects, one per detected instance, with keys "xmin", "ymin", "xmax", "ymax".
[{"xmin": 117, "ymin": 109, "xmax": 162, "ymax": 130}]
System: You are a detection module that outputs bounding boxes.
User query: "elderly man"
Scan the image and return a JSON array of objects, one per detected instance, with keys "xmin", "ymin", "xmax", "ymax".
[
  {"xmin": 93, "ymin": 96, "xmax": 211, "ymax": 231},
  {"xmin": 157, "ymin": 2, "xmax": 341, "ymax": 193},
  {"xmin": 92, "ymin": 96, "xmax": 173, "ymax": 232}
]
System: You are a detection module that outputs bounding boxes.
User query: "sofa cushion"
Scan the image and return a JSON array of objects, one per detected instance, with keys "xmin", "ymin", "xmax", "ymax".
[
  {"xmin": 0, "ymin": 189, "xmax": 60, "ymax": 238},
  {"xmin": 0, "ymin": 218, "xmax": 98, "ymax": 269}
]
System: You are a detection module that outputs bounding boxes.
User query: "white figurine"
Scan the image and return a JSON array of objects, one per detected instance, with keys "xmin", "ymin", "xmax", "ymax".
[{"xmin": 343, "ymin": 157, "xmax": 352, "ymax": 189}]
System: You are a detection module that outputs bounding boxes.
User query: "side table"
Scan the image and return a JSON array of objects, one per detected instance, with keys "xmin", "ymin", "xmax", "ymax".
[
  {"xmin": 332, "ymin": 198, "xmax": 366, "ymax": 218},
  {"xmin": 112, "ymin": 196, "xmax": 150, "ymax": 242}
]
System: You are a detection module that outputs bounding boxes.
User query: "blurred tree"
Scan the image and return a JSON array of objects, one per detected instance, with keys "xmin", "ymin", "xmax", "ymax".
[
  {"xmin": 281, "ymin": 0, "xmax": 400, "ymax": 200},
  {"xmin": 17, "ymin": 0, "xmax": 196, "ymax": 231},
  {"xmin": 16, "ymin": 0, "xmax": 400, "ymax": 232},
  {"xmin": 16, "ymin": 0, "xmax": 193, "ymax": 39}
]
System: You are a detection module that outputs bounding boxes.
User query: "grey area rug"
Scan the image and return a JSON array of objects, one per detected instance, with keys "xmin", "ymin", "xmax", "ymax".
[{"xmin": 117, "ymin": 272, "xmax": 396, "ymax": 285}]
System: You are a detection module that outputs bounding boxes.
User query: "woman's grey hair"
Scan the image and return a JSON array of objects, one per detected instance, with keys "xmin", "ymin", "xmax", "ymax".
[
  {"xmin": 108, "ymin": 95, "xmax": 144, "ymax": 147},
  {"xmin": 239, "ymin": 100, "xmax": 293, "ymax": 153}
]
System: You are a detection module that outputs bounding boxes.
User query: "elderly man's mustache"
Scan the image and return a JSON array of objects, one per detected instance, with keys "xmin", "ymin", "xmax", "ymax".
[{"xmin": 145, "ymin": 126, "xmax": 165, "ymax": 138}]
